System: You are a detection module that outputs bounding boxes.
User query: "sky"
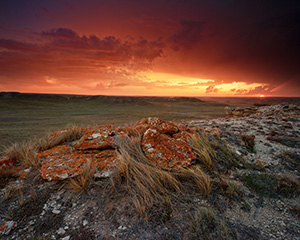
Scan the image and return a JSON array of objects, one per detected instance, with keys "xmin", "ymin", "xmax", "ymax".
[{"xmin": 0, "ymin": 0, "xmax": 300, "ymax": 97}]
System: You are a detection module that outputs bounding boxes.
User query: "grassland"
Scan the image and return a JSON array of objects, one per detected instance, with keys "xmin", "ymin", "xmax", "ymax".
[{"xmin": 1, "ymin": 92, "xmax": 298, "ymax": 153}]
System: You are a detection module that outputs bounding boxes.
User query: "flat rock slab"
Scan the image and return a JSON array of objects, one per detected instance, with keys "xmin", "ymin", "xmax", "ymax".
[{"xmin": 38, "ymin": 145, "xmax": 117, "ymax": 181}]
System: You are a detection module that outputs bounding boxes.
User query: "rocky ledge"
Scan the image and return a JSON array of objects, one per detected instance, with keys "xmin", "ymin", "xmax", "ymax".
[{"xmin": 0, "ymin": 103, "xmax": 299, "ymax": 240}]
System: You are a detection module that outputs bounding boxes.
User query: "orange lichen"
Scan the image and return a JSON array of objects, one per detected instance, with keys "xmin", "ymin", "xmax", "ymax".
[
  {"xmin": 0, "ymin": 221, "xmax": 17, "ymax": 235},
  {"xmin": 136, "ymin": 117, "xmax": 164, "ymax": 127},
  {"xmin": 256, "ymin": 160, "xmax": 266, "ymax": 166},
  {"xmin": 141, "ymin": 126, "xmax": 196, "ymax": 170},
  {"xmin": 73, "ymin": 126, "xmax": 126, "ymax": 150},
  {"xmin": 38, "ymin": 145, "xmax": 117, "ymax": 180},
  {"xmin": 0, "ymin": 157, "xmax": 16, "ymax": 176},
  {"xmin": 34, "ymin": 118, "xmax": 199, "ymax": 180}
]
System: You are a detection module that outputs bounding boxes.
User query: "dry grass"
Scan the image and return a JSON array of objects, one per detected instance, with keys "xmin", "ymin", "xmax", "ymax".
[
  {"xmin": 5, "ymin": 141, "xmax": 40, "ymax": 168},
  {"xmin": 4, "ymin": 126, "xmax": 86, "ymax": 168},
  {"xmin": 3, "ymin": 181, "xmax": 24, "ymax": 205},
  {"xmin": 190, "ymin": 132, "xmax": 216, "ymax": 171},
  {"xmin": 38, "ymin": 125, "xmax": 86, "ymax": 151},
  {"xmin": 133, "ymin": 197, "xmax": 147, "ymax": 216},
  {"xmin": 67, "ymin": 163, "xmax": 94, "ymax": 193},
  {"xmin": 213, "ymin": 129, "xmax": 221, "ymax": 140},
  {"xmin": 277, "ymin": 173, "xmax": 300, "ymax": 197},
  {"xmin": 215, "ymin": 174, "xmax": 241, "ymax": 200},
  {"xmin": 241, "ymin": 134, "xmax": 255, "ymax": 151},
  {"xmin": 110, "ymin": 136, "xmax": 211, "ymax": 215},
  {"xmin": 189, "ymin": 206, "xmax": 230, "ymax": 240}
]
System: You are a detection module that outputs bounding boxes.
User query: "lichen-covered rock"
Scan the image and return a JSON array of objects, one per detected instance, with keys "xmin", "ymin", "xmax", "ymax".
[
  {"xmin": 225, "ymin": 106, "xmax": 258, "ymax": 117},
  {"xmin": 0, "ymin": 157, "xmax": 16, "ymax": 176},
  {"xmin": 73, "ymin": 126, "xmax": 126, "ymax": 150},
  {"xmin": 34, "ymin": 118, "xmax": 198, "ymax": 180},
  {"xmin": 0, "ymin": 221, "xmax": 17, "ymax": 235},
  {"xmin": 136, "ymin": 117, "xmax": 164, "ymax": 127},
  {"xmin": 38, "ymin": 145, "xmax": 117, "ymax": 181},
  {"xmin": 142, "ymin": 127, "xmax": 196, "ymax": 170}
]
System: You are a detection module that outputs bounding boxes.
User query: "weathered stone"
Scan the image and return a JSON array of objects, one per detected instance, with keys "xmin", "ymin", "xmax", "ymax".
[
  {"xmin": 0, "ymin": 157, "xmax": 16, "ymax": 176},
  {"xmin": 0, "ymin": 221, "xmax": 17, "ymax": 235},
  {"xmin": 266, "ymin": 136, "xmax": 300, "ymax": 148},
  {"xmin": 136, "ymin": 117, "xmax": 164, "ymax": 127},
  {"xmin": 73, "ymin": 126, "xmax": 126, "ymax": 150},
  {"xmin": 142, "ymin": 127, "xmax": 196, "ymax": 170},
  {"xmin": 38, "ymin": 145, "xmax": 117, "ymax": 181},
  {"xmin": 225, "ymin": 106, "xmax": 258, "ymax": 118}
]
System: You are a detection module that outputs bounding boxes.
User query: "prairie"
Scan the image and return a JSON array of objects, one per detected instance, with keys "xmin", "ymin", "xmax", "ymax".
[{"xmin": 0, "ymin": 92, "xmax": 298, "ymax": 153}]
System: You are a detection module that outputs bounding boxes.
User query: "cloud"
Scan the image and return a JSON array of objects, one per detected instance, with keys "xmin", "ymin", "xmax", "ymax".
[
  {"xmin": 41, "ymin": 28, "xmax": 78, "ymax": 40},
  {"xmin": 161, "ymin": 4, "xmax": 300, "ymax": 95},
  {"xmin": 205, "ymin": 85, "xmax": 219, "ymax": 94},
  {"xmin": 0, "ymin": 28, "xmax": 165, "ymax": 90},
  {"xmin": 244, "ymin": 85, "xmax": 275, "ymax": 95},
  {"xmin": 168, "ymin": 20, "xmax": 204, "ymax": 50},
  {"xmin": 232, "ymin": 85, "xmax": 276, "ymax": 96}
]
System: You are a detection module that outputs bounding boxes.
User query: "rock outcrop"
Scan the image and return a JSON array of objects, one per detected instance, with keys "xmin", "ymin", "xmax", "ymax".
[{"xmin": 1, "ymin": 117, "xmax": 197, "ymax": 181}]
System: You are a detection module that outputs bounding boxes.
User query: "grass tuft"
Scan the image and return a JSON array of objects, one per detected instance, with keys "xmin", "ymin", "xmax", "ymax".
[
  {"xmin": 67, "ymin": 163, "xmax": 94, "ymax": 193},
  {"xmin": 110, "ymin": 136, "xmax": 211, "ymax": 214},
  {"xmin": 215, "ymin": 174, "xmax": 242, "ymax": 200},
  {"xmin": 4, "ymin": 126, "xmax": 86, "ymax": 169},
  {"xmin": 5, "ymin": 141, "xmax": 40, "ymax": 168},
  {"xmin": 241, "ymin": 134, "xmax": 255, "ymax": 152},
  {"xmin": 277, "ymin": 173, "xmax": 300, "ymax": 197},
  {"xmin": 189, "ymin": 206, "xmax": 231, "ymax": 240},
  {"xmin": 38, "ymin": 126, "xmax": 86, "ymax": 152},
  {"xmin": 190, "ymin": 132, "xmax": 216, "ymax": 171},
  {"xmin": 3, "ymin": 181, "xmax": 24, "ymax": 205}
]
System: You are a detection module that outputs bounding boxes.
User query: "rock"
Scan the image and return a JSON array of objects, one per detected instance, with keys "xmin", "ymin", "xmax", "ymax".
[
  {"xmin": 38, "ymin": 145, "xmax": 117, "ymax": 181},
  {"xmin": 93, "ymin": 168, "xmax": 113, "ymax": 179},
  {"xmin": 225, "ymin": 106, "xmax": 258, "ymax": 117},
  {"xmin": 118, "ymin": 225, "xmax": 127, "ymax": 230},
  {"xmin": 0, "ymin": 221, "xmax": 17, "ymax": 235},
  {"xmin": 83, "ymin": 220, "xmax": 88, "ymax": 226},
  {"xmin": 266, "ymin": 136, "xmax": 300, "ymax": 148},
  {"xmin": 61, "ymin": 236, "xmax": 70, "ymax": 240},
  {"xmin": 0, "ymin": 157, "xmax": 16, "ymax": 177},
  {"xmin": 141, "ymin": 123, "xmax": 196, "ymax": 170},
  {"xmin": 37, "ymin": 117, "xmax": 199, "ymax": 180},
  {"xmin": 57, "ymin": 227, "xmax": 66, "ymax": 235},
  {"xmin": 73, "ymin": 125, "xmax": 126, "ymax": 150},
  {"xmin": 52, "ymin": 209, "xmax": 61, "ymax": 214}
]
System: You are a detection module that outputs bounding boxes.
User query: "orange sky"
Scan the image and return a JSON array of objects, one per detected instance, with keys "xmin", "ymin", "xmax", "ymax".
[{"xmin": 1, "ymin": 1, "xmax": 300, "ymax": 97}]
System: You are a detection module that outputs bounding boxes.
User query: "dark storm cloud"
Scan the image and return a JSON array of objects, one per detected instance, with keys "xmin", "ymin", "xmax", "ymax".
[
  {"xmin": 1, "ymin": 0, "xmax": 300, "ymax": 95},
  {"xmin": 162, "ymin": 1, "xmax": 300, "ymax": 95},
  {"xmin": 168, "ymin": 20, "xmax": 204, "ymax": 50},
  {"xmin": 0, "ymin": 28, "xmax": 165, "ymax": 82},
  {"xmin": 41, "ymin": 28, "xmax": 79, "ymax": 39}
]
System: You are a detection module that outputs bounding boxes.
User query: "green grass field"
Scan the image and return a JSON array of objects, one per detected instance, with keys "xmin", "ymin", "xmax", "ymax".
[{"xmin": 1, "ymin": 92, "xmax": 298, "ymax": 153}]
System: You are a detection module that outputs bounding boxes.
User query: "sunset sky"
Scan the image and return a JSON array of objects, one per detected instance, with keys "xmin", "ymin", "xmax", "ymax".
[{"xmin": 1, "ymin": 0, "xmax": 300, "ymax": 97}]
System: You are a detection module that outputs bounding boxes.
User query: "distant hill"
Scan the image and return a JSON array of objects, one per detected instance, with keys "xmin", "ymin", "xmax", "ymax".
[{"xmin": 0, "ymin": 92, "xmax": 204, "ymax": 104}]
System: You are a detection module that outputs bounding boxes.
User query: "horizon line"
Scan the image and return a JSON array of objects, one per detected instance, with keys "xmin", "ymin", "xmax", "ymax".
[{"xmin": 1, "ymin": 91, "xmax": 300, "ymax": 98}]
